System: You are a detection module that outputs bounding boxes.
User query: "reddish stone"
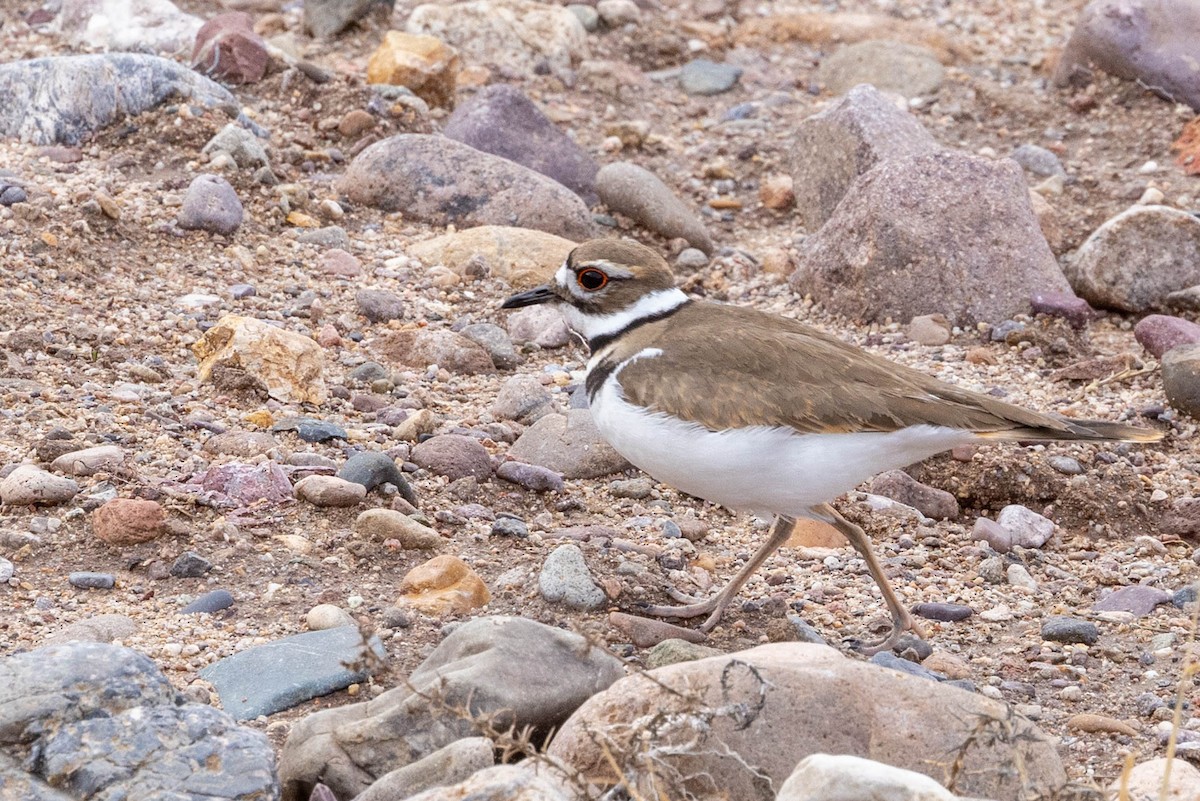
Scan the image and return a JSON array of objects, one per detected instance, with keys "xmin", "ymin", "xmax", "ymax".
[
  {"xmin": 1134, "ymin": 314, "xmax": 1200, "ymax": 358},
  {"xmin": 1030, "ymin": 291, "xmax": 1095, "ymax": 327},
  {"xmin": 192, "ymin": 12, "xmax": 269, "ymax": 85},
  {"xmin": 92, "ymin": 498, "xmax": 166, "ymax": 545}
]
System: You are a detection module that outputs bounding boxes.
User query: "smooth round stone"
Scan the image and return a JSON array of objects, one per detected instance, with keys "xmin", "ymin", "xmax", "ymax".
[
  {"xmin": 294, "ymin": 475, "xmax": 367, "ymax": 507},
  {"xmin": 229, "ymin": 283, "xmax": 256, "ymax": 299},
  {"xmin": 170, "ymin": 551, "xmax": 213, "ymax": 578},
  {"xmin": 495, "ymin": 461, "xmax": 564, "ymax": 492},
  {"xmin": 679, "ymin": 58, "xmax": 743, "ymax": 95},
  {"xmin": 69, "ymin": 572, "xmax": 115, "ymax": 589},
  {"xmin": 1048, "ymin": 456, "xmax": 1084, "ymax": 475},
  {"xmin": 567, "ymin": 3, "xmax": 599, "ymax": 31},
  {"xmin": 0, "ymin": 557, "xmax": 13, "ymax": 582},
  {"xmin": 911, "ymin": 602, "xmax": 974, "ymax": 622},
  {"xmin": 1041, "ymin": 615, "xmax": 1099, "ymax": 645},
  {"xmin": 674, "ymin": 248, "xmax": 708, "ymax": 270},
  {"xmin": 348, "ymin": 361, "xmax": 389, "ymax": 384},
  {"xmin": 0, "ymin": 465, "xmax": 80, "ymax": 506},
  {"xmin": 610, "ymin": 478, "xmax": 653, "ymax": 499},
  {"xmin": 1162, "ymin": 344, "xmax": 1200, "ymax": 418},
  {"xmin": 460, "ymin": 323, "xmax": 520, "ymax": 370},
  {"xmin": 645, "ymin": 638, "xmax": 724, "ymax": 668},
  {"xmin": 1010, "ymin": 144, "xmax": 1065, "ymax": 177},
  {"xmin": 355, "ymin": 289, "xmax": 405, "ymax": 323},
  {"xmin": 177, "ymin": 174, "xmax": 243, "ymax": 235},
  {"xmin": 307, "ymin": 604, "xmax": 356, "ymax": 631},
  {"xmin": 491, "ymin": 516, "xmax": 529, "ymax": 538},
  {"xmin": 50, "ymin": 445, "xmax": 125, "ymax": 476},
  {"xmin": 181, "ymin": 589, "xmax": 235, "ymax": 614},
  {"xmin": 354, "ymin": 508, "xmax": 442, "ymax": 549}
]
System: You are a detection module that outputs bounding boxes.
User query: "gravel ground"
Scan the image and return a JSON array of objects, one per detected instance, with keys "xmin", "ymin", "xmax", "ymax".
[{"xmin": 1, "ymin": 0, "xmax": 1198, "ymax": 788}]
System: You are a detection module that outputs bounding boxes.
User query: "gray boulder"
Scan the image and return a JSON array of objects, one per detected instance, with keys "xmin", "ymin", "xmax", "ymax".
[
  {"xmin": 791, "ymin": 151, "xmax": 1072, "ymax": 325},
  {"xmin": 277, "ymin": 615, "xmax": 626, "ymax": 801}
]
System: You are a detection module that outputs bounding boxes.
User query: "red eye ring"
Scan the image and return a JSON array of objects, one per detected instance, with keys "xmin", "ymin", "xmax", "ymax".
[{"xmin": 577, "ymin": 268, "xmax": 608, "ymax": 291}]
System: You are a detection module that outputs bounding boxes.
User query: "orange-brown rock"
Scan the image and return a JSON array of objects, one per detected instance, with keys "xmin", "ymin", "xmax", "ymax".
[
  {"xmin": 367, "ymin": 32, "xmax": 459, "ymax": 109},
  {"xmin": 92, "ymin": 498, "xmax": 165, "ymax": 545},
  {"xmin": 395, "ymin": 555, "xmax": 490, "ymax": 616}
]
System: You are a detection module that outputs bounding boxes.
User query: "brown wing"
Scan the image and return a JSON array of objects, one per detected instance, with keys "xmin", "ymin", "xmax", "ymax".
[{"xmin": 615, "ymin": 304, "xmax": 1159, "ymax": 442}]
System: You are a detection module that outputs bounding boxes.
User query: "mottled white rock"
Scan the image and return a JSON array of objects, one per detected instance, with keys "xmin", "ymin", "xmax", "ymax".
[{"xmin": 51, "ymin": 445, "xmax": 126, "ymax": 476}]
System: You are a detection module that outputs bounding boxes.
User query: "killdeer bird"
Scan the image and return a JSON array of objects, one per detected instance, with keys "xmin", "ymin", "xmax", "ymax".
[{"xmin": 501, "ymin": 238, "xmax": 1162, "ymax": 654}]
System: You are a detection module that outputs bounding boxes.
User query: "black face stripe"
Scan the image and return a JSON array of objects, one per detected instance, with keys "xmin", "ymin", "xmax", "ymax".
[{"xmin": 586, "ymin": 300, "xmax": 690, "ymax": 353}]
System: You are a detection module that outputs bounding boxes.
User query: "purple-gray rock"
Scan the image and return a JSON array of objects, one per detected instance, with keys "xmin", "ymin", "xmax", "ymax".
[
  {"xmin": 68, "ymin": 571, "xmax": 115, "ymax": 589},
  {"xmin": 355, "ymin": 289, "xmax": 405, "ymax": 323},
  {"xmin": 377, "ymin": 327, "xmax": 498, "ymax": 375},
  {"xmin": 491, "ymin": 375, "xmax": 556, "ymax": 424},
  {"xmin": 1053, "ymin": 0, "xmax": 1200, "ymax": 110},
  {"xmin": 595, "ymin": 162, "xmax": 713, "ymax": 254},
  {"xmin": 912, "ymin": 602, "xmax": 974, "ymax": 622},
  {"xmin": 305, "ymin": 0, "xmax": 373, "ymax": 38},
  {"xmin": 507, "ymin": 409, "xmax": 632, "ymax": 479},
  {"xmin": 996, "ymin": 504, "xmax": 1056, "ymax": 549},
  {"xmin": 181, "ymin": 589, "xmax": 236, "ymax": 614},
  {"xmin": 868, "ymin": 470, "xmax": 959, "ymax": 520},
  {"xmin": 496, "ymin": 461, "xmax": 565, "ymax": 492},
  {"xmin": 1030, "ymin": 291, "xmax": 1095, "ymax": 326},
  {"xmin": 411, "ymin": 434, "xmax": 493, "ymax": 480},
  {"xmin": 506, "ymin": 305, "xmax": 571, "ymax": 348},
  {"xmin": 791, "ymin": 150, "xmax": 1071, "ymax": 326},
  {"xmin": 491, "ymin": 516, "xmax": 529, "ymax": 538},
  {"xmin": 1161, "ymin": 343, "xmax": 1200, "ymax": 418},
  {"xmin": 1067, "ymin": 206, "xmax": 1200, "ymax": 312},
  {"xmin": 1093, "ymin": 585, "xmax": 1172, "ymax": 616},
  {"xmin": 443, "ymin": 84, "xmax": 599, "ymax": 204},
  {"xmin": 0, "ymin": 54, "xmax": 244, "ymax": 146},
  {"xmin": 971, "ymin": 517, "xmax": 1013, "ymax": 554},
  {"xmin": 1134, "ymin": 314, "xmax": 1200, "ymax": 358},
  {"xmin": 459, "ymin": 322, "xmax": 520, "ymax": 370},
  {"xmin": 336, "ymin": 134, "xmax": 596, "ymax": 241},
  {"xmin": 790, "ymin": 84, "xmax": 941, "ymax": 232},
  {"xmin": 177, "ymin": 174, "xmax": 244, "ymax": 236},
  {"xmin": 1040, "ymin": 616, "xmax": 1099, "ymax": 645}
]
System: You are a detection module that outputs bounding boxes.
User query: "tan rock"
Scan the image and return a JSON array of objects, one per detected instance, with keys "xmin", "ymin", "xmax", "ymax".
[
  {"xmin": 1110, "ymin": 757, "xmax": 1200, "ymax": 801},
  {"xmin": 759, "ymin": 174, "xmax": 795, "ymax": 210},
  {"xmin": 294, "ymin": 475, "xmax": 367, "ymax": 507},
  {"xmin": 1028, "ymin": 189, "xmax": 1066, "ymax": 255},
  {"xmin": 192, "ymin": 315, "xmax": 327, "ymax": 405},
  {"xmin": 376, "ymin": 328, "xmax": 496, "ymax": 375},
  {"xmin": 92, "ymin": 498, "xmax": 166, "ymax": 545},
  {"xmin": 408, "ymin": 226, "xmax": 576, "ymax": 289},
  {"xmin": 779, "ymin": 754, "xmax": 957, "ymax": 801},
  {"xmin": 784, "ymin": 517, "xmax": 847, "ymax": 548},
  {"xmin": 50, "ymin": 445, "xmax": 125, "ymax": 476},
  {"xmin": 546, "ymin": 643, "xmax": 1065, "ymax": 801},
  {"xmin": 393, "ymin": 408, "xmax": 441, "ymax": 442},
  {"xmin": 395, "ymin": 554, "xmax": 490, "ymax": 616},
  {"xmin": 920, "ymin": 650, "xmax": 971, "ymax": 680},
  {"xmin": 1065, "ymin": 713, "xmax": 1138, "ymax": 736},
  {"xmin": 366, "ymin": 31, "xmax": 459, "ymax": 109},
  {"xmin": 355, "ymin": 508, "xmax": 442, "ymax": 549}
]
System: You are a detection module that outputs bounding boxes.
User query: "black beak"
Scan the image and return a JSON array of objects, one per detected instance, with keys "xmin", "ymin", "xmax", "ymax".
[{"xmin": 501, "ymin": 285, "xmax": 556, "ymax": 309}]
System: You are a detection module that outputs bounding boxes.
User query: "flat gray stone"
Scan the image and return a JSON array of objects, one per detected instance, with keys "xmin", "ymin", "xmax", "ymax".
[
  {"xmin": 508, "ymin": 409, "xmax": 631, "ymax": 479},
  {"xmin": 540, "ymin": 543, "xmax": 606, "ymax": 610},
  {"xmin": 679, "ymin": 58, "xmax": 743, "ymax": 95},
  {"xmin": 200, "ymin": 625, "xmax": 386, "ymax": 720},
  {"xmin": 596, "ymin": 161, "xmax": 713, "ymax": 254}
]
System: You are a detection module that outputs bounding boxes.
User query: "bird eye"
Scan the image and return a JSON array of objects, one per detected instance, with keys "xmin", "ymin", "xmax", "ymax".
[{"xmin": 577, "ymin": 268, "xmax": 608, "ymax": 291}]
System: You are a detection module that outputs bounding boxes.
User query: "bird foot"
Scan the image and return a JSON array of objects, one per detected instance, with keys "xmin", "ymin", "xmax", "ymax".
[
  {"xmin": 848, "ymin": 610, "xmax": 928, "ymax": 656},
  {"xmin": 636, "ymin": 596, "xmax": 727, "ymax": 633}
]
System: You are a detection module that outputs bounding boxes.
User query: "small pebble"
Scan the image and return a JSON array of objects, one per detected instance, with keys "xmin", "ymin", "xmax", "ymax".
[
  {"xmin": 912, "ymin": 602, "xmax": 973, "ymax": 622},
  {"xmin": 170, "ymin": 551, "xmax": 213, "ymax": 578},
  {"xmin": 181, "ymin": 589, "xmax": 235, "ymax": 614},
  {"xmin": 491, "ymin": 516, "xmax": 529, "ymax": 538},
  {"xmin": 69, "ymin": 572, "xmax": 115, "ymax": 589},
  {"xmin": 1041, "ymin": 616, "xmax": 1099, "ymax": 645}
]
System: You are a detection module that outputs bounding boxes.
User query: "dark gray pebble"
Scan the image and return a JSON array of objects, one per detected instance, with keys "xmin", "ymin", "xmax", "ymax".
[
  {"xmin": 1040, "ymin": 615, "xmax": 1099, "ymax": 645},
  {"xmin": 338, "ymin": 451, "xmax": 417, "ymax": 505},
  {"xmin": 491, "ymin": 516, "xmax": 529, "ymax": 538},
  {"xmin": 229, "ymin": 283, "xmax": 256, "ymax": 299},
  {"xmin": 870, "ymin": 651, "xmax": 945, "ymax": 683},
  {"xmin": 170, "ymin": 551, "xmax": 213, "ymax": 578},
  {"xmin": 912, "ymin": 602, "xmax": 974, "ymax": 622},
  {"xmin": 69, "ymin": 571, "xmax": 115, "ymax": 589},
  {"xmin": 1175, "ymin": 585, "xmax": 1198, "ymax": 608},
  {"xmin": 787, "ymin": 615, "xmax": 828, "ymax": 645},
  {"xmin": 348, "ymin": 361, "xmax": 389, "ymax": 384},
  {"xmin": 272, "ymin": 417, "xmax": 347, "ymax": 443},
  {"xmin": 181, "ymin": 589, "xmax": 235, "ymax": 614}
]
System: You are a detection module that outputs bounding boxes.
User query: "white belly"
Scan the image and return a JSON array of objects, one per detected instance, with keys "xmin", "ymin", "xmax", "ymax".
[{"xmin": 590, "ymin": 375, "xmax": 976, "ymax": 518}]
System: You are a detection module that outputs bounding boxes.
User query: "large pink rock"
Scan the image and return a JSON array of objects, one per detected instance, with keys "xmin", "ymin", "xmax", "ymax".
[{"xmin": 1053, "ymin": 0, "xmax": 1200, "ymax": 110}]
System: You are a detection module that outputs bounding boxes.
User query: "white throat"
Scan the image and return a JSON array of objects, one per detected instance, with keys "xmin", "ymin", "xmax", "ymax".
[{"xmin": 559, "ymin": 287, "xmax": 689, "ymax": 344}]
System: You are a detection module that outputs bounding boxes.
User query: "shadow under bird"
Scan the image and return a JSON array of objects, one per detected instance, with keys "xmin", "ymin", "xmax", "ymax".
[{"xmin": 502, "ymin": 238, "xmax": 1162, "ymax": 654}]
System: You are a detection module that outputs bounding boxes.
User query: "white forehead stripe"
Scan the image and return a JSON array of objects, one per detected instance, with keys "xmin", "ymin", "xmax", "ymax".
[{"xmin": 562, "ymin": 287, "xmax": 689, "ymax": 342}]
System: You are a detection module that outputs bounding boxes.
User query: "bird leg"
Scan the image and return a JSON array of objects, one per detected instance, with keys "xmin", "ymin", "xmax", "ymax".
[
  {"xmin": 812, "ymin": 502, "xmax": 926, "ymax": 655},
  {"xmin": 639, "ymin": 515, "xmax": 796, "ymax": 633}
]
